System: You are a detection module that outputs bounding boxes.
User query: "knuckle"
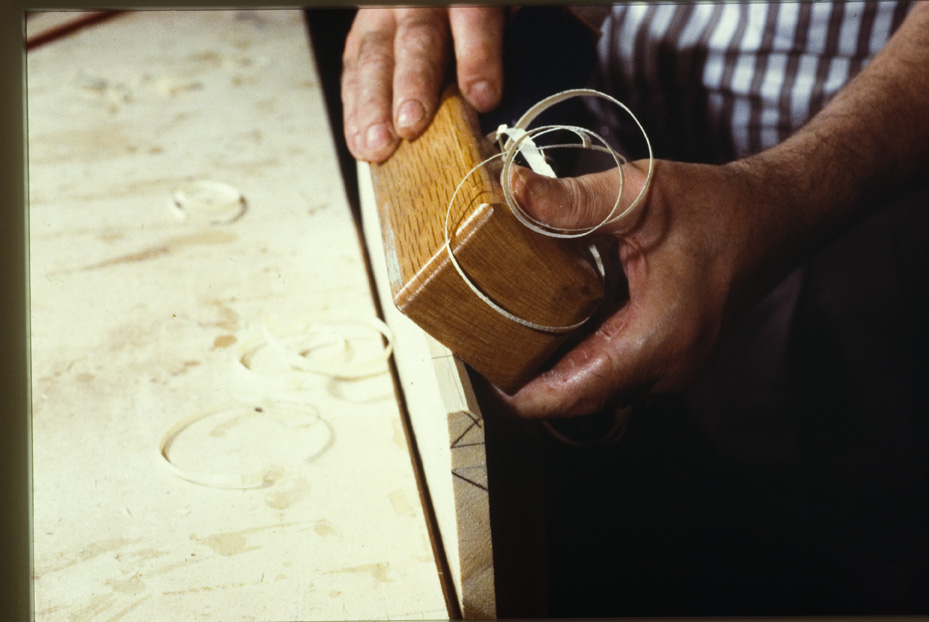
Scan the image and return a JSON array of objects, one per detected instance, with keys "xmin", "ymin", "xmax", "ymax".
[
  {"xmin": 357, "ymin": 32, "xmax": 395, "ymax": 70},
  {"xmin": 339, "ymin": 67, "xmax": 359, "ymax": 99},
  {"xmin": 396, "ymin": 18, "xmax": 447, "ymax": 58},
  {"xmin": 394, "ymin": 65, "xmax": 440, "ymax": 95},
  {"xmin": 560, "ymin": 177, "xmax": 597, "ymax": 227},
  {"xmin": 344, "ymin": 9, "xmax": 391, "ymax": 58},
  {"xmin": 449, "ymin": 7, "xmax": 503, "ymax": 69}
]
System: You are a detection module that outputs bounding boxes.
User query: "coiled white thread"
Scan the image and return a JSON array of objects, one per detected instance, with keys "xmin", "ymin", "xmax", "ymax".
[
  {"xmin": 157, "ymin": 401, "xmax": 330, "ymax": 490},
  {"xmin": 444, "ymin": 88, "xmax": 654, "ymax": 333},
  {"xmin": 158, "ymin": 315, "xmax": 393, "ymax": 489},
  {"xmin": 235, "ymin": 315, "xmax": 394, "ymax": 385}
]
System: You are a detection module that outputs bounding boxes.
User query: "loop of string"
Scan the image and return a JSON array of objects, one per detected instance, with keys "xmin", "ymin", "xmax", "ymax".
[
  {"xmin": 444, "ymin": 88, "xmax": 653, "ymax": 334},
  {"xmin": 158, "ymin": 401, "xmax": 328, "ymax": 490},
  {"xmin": 158, "ymin": 315, "xmax": 393, "ymax": 489}
]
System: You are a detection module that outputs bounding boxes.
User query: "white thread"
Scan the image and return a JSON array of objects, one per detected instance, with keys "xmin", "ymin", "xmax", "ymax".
[
  {"xmin": 495, "ymin": 124, "xmax": 557, "ymax": 178},
  {"xmin": 157, "ymin": 401, "xmax": 326, "ymax": 489},
  {"xmin": 541, "ymin": 404, "xmax": 632, "ymax": 447},
  {"xmin": 501, "ymin": 88, "xmax": 654, "ymax": 236},
  {"xmin": 444, "ymin": 88, "xmax": 654, "ymax": 333},
  {"xmin": 168, "ymin": 179, "xmax": 246, "ymax": 224},
  {"xmin": 158, "ymin": 314, "xmax": 389, "ymax": 488},
  {"xmin": 235, "ymin": 314, "xmax": 394, "ymax": 384}
]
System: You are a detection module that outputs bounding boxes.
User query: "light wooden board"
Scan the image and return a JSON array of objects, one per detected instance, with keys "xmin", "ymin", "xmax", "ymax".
[
  {"xmin": 359, "ymin": 160, "xmax": 497, "ymax": 619},
  {"xmin": 28, "ymin": 10, "xmax": 447, "ymax": 621}
]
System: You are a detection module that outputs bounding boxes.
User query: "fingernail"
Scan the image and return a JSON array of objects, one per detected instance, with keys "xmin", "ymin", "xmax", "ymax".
[
  {"xmin": 365, "ymin": 123, "xmax": 391, "ymax": 152},
  {"xmin": 511, "ymin": 166, "xmax": 528, "ymax": 203},
  {"xmin": 467, "ymin": 80, "xmax": 496, "ymax": 110},
  {"xmin": 511, "ymin": 166, "xmax": 545, "ymax": 205},
  {"xmin": 395, "ymin": 99, "xmax": 425, "ymax": 130}
]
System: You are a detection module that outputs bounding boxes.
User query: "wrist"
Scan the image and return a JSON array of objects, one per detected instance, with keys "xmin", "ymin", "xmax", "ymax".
[{"xmin": 718, "ymin": 153, "xmax": 823, "ymax": 311}]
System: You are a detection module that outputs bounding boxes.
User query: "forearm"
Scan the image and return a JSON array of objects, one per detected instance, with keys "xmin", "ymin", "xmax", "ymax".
[
  {"xmin": 784, "ymin": 2, "xmax": 929, "ymax": 202},
  {"xmin": 735, "ymin": 2, "xmax": 929, "ymax": 288}
]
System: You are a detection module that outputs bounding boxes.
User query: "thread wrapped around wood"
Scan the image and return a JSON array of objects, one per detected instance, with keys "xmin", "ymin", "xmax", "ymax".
[{"xmin": 369, "ymin": 86, "xmax": 606, "ymax": 392}]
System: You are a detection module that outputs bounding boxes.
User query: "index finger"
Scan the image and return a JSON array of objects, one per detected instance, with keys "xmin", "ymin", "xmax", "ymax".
[
  {"xmin": 391, "ymin": 8, "xmax": 451, "ymax": 139},
  {"xmin": 449, "ymin": 7, "xmax": 505, "ymax": 112}
]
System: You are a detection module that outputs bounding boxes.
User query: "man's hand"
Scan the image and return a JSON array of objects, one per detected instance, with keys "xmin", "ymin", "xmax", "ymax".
[
  {"xmin": 500, "ymin": 160, "xmax": 780, "ymax": 418},
  {"xmin": 502, "ymin": 2, "xmax": 929, "ymax": 419},
  {"xmin": 341, "ymin": 7, "xmax": 505, "ymax": 163}
]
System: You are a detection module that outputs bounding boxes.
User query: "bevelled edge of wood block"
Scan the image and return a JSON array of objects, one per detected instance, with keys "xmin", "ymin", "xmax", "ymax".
[{"xmin": 370, "ymin": 86, "xmax": 604, "ymax": 392}]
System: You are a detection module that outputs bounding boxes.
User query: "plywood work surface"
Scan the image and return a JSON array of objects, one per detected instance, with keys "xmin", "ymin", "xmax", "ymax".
[{"xmin": 27, "ymin": 10, "xmax": 446, "ymax": 621}]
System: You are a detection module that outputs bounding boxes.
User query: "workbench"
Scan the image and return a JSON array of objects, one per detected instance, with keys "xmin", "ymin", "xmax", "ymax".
[
  {"xmin": 27, "ymin": 11, "xmax": 452, "ymax": 620},
  {"xmin": 30, "ymin": 8, "xmax": 924, "ymax": 621}
]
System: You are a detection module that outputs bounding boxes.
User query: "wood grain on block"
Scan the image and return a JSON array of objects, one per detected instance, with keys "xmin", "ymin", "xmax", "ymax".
[{"xmin": 370, "ymin": 86, "xmax": 604, "ymax": 392}]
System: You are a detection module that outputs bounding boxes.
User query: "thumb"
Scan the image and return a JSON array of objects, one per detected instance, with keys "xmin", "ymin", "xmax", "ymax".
[{"xmin": 507, "ymin": 163, "xmax": 647, "ymax": 235}]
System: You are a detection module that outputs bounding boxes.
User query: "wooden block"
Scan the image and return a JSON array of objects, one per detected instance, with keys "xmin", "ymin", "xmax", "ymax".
[{"xmin": 370, "ymin": 86, "xmax": 604, "ymax": 392}]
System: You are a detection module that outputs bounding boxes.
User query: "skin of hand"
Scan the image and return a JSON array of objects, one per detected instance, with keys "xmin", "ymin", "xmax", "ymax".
[
  {"xmin": 502, "ymin": 2, "xmax": 929, "ymax": 419},
  {"xmin": 499, "ymin": 160, "xmax": 768, "ymax": 418},
  {"xmin": 341, "ymin": 7, "xmax": 505, "ymax": 163}
]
